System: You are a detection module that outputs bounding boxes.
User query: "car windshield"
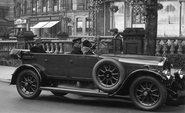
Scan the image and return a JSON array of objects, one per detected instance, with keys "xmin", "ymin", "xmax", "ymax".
[{"xmin": 94, "ymin": 37, "xmax": 123, "ymax": 55}]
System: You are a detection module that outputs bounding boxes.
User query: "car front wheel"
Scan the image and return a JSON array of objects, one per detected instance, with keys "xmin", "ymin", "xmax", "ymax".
[
  {"xmin": 16, "ymin": 70, "xmax": 41, "ymax": 99},
  {"xmin": 129, "ymin": 76, "xmax": 167, "ymax": 111}
]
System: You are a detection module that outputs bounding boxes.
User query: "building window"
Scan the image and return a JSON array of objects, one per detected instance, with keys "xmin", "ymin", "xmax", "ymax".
[
  {"xmin": 36, "ymin": 0, "xmax": 39, "ymax": 13},
  {"xmin": 86, "ymin": 17, "xmax": 92, "ymax": 33},
  {"xmin": 73, "ymin": 0, "xmax": 85, "ymax": 10},
  {"xmin": 76, "ymin": 17, "xmax": 83, "ymax": 33},
  {"xmin": 181, "ymin": 2, "xmax": 185, "ymax": 36},
  {"xmin": 42, "ymin": 0, "xmax": 47, "ymax": 13},
  {"xmin": 53, "ymin": 0, "xmax": 58, "ymax": 12},
  {"xmin": 23, "ymin": 1, "xmax": 27, "ymax": 15},
  {"xmin": 66, "ymin": 0, "xmax": 72, "ymax": 10},
  {"xmin": 47, "ymin": 0, "xmax": 50, "ymax": 12},
  {"xmin": 157, "ymin": 1, "xmax": 184, "ymax": 37},
  {"xmin": 113, "ymin": 2, "xmax": 125, "ymax": 32},
  {"xmin": 32, "ymin": 0, "xmax": 36, "ymax": 13}
]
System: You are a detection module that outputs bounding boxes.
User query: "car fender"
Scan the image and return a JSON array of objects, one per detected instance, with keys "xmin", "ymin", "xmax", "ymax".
[
  {"xmin": 110, "ymin": 69, "xmax": 166, "ymax": 96},
  {"xmin": 10, "ymin": 64, "xmax": 44, "ymax": 85}
]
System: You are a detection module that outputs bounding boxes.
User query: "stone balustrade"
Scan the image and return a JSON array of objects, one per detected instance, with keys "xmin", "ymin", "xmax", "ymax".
[
  {"xmin": 156, "ymin": 37, "xmax": 185, "ymax": 56},
  {"xmin": 0, "ymin": 36, "xmax": 185, "ymax": 57},
  {"xmin": 0, "ymin": 40, "xmax": 17, "ymax": 57}
]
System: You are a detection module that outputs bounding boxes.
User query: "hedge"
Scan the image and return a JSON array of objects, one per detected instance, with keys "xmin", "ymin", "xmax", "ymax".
[{"xmin": 166, "ymin": 54, "xmax": 185, "ymax": 69}]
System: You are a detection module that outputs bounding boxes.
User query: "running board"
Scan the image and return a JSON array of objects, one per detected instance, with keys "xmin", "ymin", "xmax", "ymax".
[{"xmin": 40, "ymin": 86, "xmax": 108, "ymax": 97}]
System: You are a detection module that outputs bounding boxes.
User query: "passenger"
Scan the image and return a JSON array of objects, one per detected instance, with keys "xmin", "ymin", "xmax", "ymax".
[
  {"xmin": 30, "ymin": 38, "xmax": 46, "ymax": 53},
  {"xmin": 81, "ymin": 40, "xmax": 93, "ymax": 55},
  {"xmin": 71, "ymin": 38, "xmax": 83, "ymax": 54}
]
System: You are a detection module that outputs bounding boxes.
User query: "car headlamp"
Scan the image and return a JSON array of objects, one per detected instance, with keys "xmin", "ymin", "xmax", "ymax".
[
  {"xmin": 174, "ymin": 69, "xmax": 185, "ymax": 80},
  {"xmin": 162, "ymin": 69, "xmax": 171, "ymax": 79},
  {"xmin": 177, "ymin": 69, "xmax": 184, "ymax": 79}
]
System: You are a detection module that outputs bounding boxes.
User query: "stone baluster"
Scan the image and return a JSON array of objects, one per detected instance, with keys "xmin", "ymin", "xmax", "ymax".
[
  {"xmin": 27, "ymin": 43, "xmax": 31, "ymax": 49},
  {"xmin": 50, "ymin": 43, "xmax": 54, "ymax": 53},
  {"xmin": 59, "ymin": 43, "xmax": 63, "ymax": 54},
  {"xmin": 162, "ymin": 39, "xmax": 168, "ymax": 56},
  {"xmin": 155, "ymin": 39, "xmax": 161, "ymax": 56},
  {"xmin": 46, "ymin": 43, "xmax": 50, "ymax": 53},
  {"xmin": 42, "ymin": 43, "xmax": 46, "ymax": 51},
  {"xmin": 177, "ymin": 39, "xmax": 183, "ymax": 55},
  {"xmin": 54, "ymin": 43, "xmax": 59, "ymax": 54},
  {"xmin": 170, "ymin": 39, "xmax": 175, "ymax": 55}
]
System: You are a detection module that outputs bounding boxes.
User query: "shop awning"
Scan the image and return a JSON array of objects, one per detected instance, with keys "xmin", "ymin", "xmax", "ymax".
[
  {"xmin": 42, "ymin": 21, "xmax": 59, "ymax": 28},
  {"xmin": 30, "ymin": 22, "xmax": 49, "ymax": 28}
]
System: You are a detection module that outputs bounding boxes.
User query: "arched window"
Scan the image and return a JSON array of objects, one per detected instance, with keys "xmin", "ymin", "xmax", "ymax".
[{"xmin": 76, "ymin": 17, "xmax": 83, "ymax": 33}]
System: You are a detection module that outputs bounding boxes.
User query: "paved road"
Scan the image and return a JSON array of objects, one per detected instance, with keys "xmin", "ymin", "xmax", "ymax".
[{"xmin": 0, "ymin": 82, "xmax": 185, "ymax": 113}]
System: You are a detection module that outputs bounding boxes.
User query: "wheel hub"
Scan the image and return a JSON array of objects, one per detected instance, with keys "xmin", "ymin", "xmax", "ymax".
[{"xmin": 105, "ymin": 71, "xmax": 112, "ymax": 79}]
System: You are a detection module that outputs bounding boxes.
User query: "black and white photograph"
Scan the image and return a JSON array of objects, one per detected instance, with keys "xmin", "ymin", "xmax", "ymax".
[{"xmin": 0, "ymin": 0, "xmax": 185, "ymax": 113}]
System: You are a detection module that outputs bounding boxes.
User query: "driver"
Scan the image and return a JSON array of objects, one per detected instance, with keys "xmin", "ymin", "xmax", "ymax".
[{"xmin": 71, "ymin": 38, "xmax": 83, "ymax": 54}]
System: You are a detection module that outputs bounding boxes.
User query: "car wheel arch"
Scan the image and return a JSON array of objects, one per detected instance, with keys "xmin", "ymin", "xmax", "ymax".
[
  {"xmin": 11, "ymin": 64, "xmax": 43, "ymax": 85},
  {"xmin": 119, "ymin": 70, "xmax": 165, "ymax": 95}
]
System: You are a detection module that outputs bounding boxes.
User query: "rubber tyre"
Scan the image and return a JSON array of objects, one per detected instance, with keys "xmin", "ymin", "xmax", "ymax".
[
  {"xmin": 16, "ymin": 70, "xmax": 41, "ymax": 99},
  {"xmin": 92, "ymin": 59, "xmax": 125, "ymax": 93},
  {"xmin": 51, "ymin": 91, "xmax": 68, "ymax": 97},
  {"xmin": 129, "ymin": 76, "xmax": 167, "ymax": 111}
]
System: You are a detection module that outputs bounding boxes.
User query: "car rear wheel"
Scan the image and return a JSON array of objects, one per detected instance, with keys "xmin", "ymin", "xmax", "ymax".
[
  {"xmin": 92, "ymin": 59, "xmax": 125, "ymax": 93},
  {"xmin": 129, "ymin": 76, "xmax": 167, "ymax": 111},
  {"xmin": 16, "ymin": 70, "xmax": 41, "ymax": 99},
  {"xmin": 51, "ymin": 91, "xmax": 68, "ymax": 97}
]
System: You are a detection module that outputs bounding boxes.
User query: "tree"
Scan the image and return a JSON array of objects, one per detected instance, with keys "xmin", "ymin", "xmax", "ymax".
[
  {"xmin": 126, "ymin": 0, "xmax": 163, "ymax": 55},
  {"xmin": 90, "ymin": 0, "xmax": 163, "ymax": 55}
]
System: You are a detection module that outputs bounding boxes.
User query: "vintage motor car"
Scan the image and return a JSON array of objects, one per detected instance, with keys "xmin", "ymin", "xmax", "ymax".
[{"xmin": 10, "ymin": 38, "xmax": 185, "ymax": 111}]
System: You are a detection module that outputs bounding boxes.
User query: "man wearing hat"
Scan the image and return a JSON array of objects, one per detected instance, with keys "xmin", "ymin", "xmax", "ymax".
[
  {"xmin": 109, "ymin": 28, "xmax": 123, "ymax": 53},
  {"xmin": 30, "ymin": 38, "xmax": 46, "ymax": 53},
  {"xmin": 109, "ymin": 28, "xmax": 122, "ymax": 39},
  {"xmin": 71, "ymin": 38, "xmax": 83, "ymax": 54}
]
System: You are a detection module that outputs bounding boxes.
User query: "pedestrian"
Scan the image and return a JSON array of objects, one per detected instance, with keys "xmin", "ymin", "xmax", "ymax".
[
  {"xmin": 109, "ymin": 28, "xmax": 123, "ymax": 53},
  {"xmin": 109, "ymin": 28, "xmax": 122, "ymax": 39},
  {"xmin": 30, "ymin": 38, "xmax": 46, "ymax": 53},
  {"xmin": 71, "ymin": 38, "xmax": 83, "ymax": 54}
]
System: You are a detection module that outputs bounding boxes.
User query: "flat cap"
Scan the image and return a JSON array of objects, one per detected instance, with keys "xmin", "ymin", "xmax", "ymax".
[
  {"xmin": 72, "ymin": 38, "xmax": 81, "ymax": 43},
  {"xmin": 109, "ymin": 28, "xmax": 118, "ymax": 33}
]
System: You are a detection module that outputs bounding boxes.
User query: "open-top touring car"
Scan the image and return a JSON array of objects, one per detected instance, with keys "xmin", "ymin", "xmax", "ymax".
[{"xmin": 10, "ymin": 38, "xmax": 185, "ymax": 111}]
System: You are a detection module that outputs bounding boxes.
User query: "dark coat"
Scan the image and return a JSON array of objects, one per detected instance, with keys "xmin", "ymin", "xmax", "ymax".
[
  {"xmin": 30, "ymin": 46, "xmax": 46, "ymax": 53},
  {"xmin": 71, "ymin": 47, "xmax": 83, "ymax": 54}
]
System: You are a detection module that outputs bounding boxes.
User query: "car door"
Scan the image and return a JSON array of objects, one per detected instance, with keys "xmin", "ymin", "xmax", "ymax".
[
  {"xmin": 43, "ymin": 54, "xmax": 69, "ymax": 78},
  {"xmin": 69, "ymin": 54, "xmax": 99, "ymax": 80}
]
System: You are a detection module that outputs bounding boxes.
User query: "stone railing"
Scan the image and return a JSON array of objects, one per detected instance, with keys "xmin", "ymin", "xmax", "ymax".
[
  {"xmin": 0, "ymin": 40, "xmax": 17, "ymax": 57},
  {"xmin": 0, "ymin": 36, "xmax": 185, "ymax": 58},
  {"xmin": 156, "ymin": 37, "xmax": 185, "ymax": 56}
]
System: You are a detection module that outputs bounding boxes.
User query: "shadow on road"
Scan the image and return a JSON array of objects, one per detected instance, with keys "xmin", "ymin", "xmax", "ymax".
[{"xmin": 35, "ymin": 93, "xmax": 184, "ymax": 112}]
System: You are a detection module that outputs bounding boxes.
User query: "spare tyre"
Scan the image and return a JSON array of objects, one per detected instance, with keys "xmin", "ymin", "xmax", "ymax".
[{"xmin": 92, "ymin": 59, "xmax": 125, "ymax": 93}]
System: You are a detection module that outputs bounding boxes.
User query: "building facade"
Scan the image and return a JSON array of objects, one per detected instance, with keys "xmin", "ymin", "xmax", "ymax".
[
  {"xmin": 14, "ymin": 0, "xmax": 185, "ymax": 38},
  {"xmin": 0, "ymin": 0, "xmax": 14, "ymax": 39}
]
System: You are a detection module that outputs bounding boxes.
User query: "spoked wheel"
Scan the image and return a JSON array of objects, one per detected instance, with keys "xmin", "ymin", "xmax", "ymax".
[
  {"xmin": 16, "ymin": 70, "xmax": 41, "ymax": 99},
  {"xmin": 92, "ymin": 59, "xmax": 125, "ymax": 93},
  {"xmin": 130, "ymin": 76, "xmax": 167, "ymax": 111}
]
